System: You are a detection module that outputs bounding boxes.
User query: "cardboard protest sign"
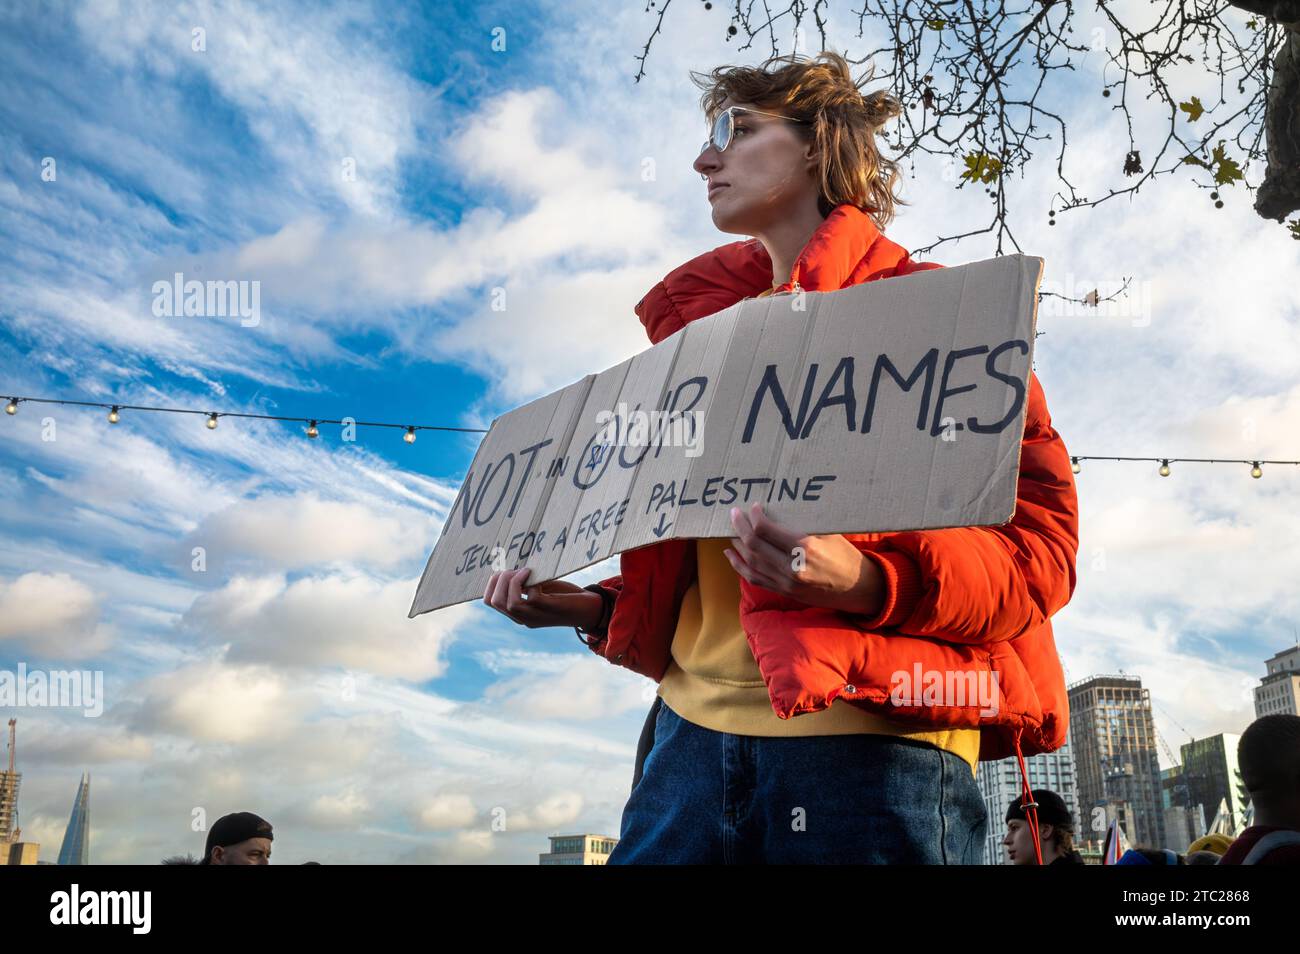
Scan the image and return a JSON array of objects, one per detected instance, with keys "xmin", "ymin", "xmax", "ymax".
[{"xmin": 410, "ymin": 253, "xmax": 1044, "ymax": 617}]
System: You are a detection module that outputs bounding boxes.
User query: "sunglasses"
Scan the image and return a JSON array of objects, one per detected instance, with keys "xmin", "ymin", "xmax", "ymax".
[{"xmin": 699, "ymin": 106, "xmax": 809, "ymax": 157}]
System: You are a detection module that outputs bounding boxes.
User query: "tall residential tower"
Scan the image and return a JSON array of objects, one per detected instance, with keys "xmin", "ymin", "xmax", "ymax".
[{"xmin": 1067, "ymin": 675, "xmax": 1166, "ymax": 851}]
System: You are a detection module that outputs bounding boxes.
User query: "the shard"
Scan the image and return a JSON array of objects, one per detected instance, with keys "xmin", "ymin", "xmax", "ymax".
[{"xmin": 56, "ymin": 772, "xmax": 90, "ymax": 865}]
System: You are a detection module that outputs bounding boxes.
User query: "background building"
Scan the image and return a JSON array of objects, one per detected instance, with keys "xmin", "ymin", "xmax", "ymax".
[
  {"xmin": 1067, "ymin": 674, "xmax": 1166, "ymax": 852},
  {"xmin": 976, "ymin": 736, "xmax": 1079, "ymax": 865},
  {"xmin": 5, "ymin": 841, "xmax": 40, "ymax": 865},
  {"xmin": 1180, "ymin": 732, "xmax": 1247, "ymax": 834},
  {"xmin": 540, "ymin": 833, "xmax": 617, "ymax": 865},
  {"xmin": 1254, "ymin": 645, "xmax": 1300, "ymax": 718},
  {"xmin": 1160, "ymin": 765, "xmax": 1206, "ymax": 852},
  {"xmin": 56, "ymin": 772, "xmax": 90, "ymax": 866}
]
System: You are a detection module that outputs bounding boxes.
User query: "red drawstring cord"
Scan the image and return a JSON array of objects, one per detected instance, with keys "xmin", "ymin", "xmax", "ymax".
[{"xmin": 1012, "ymin": 730, "xmax": 1044, "ymax": 866}]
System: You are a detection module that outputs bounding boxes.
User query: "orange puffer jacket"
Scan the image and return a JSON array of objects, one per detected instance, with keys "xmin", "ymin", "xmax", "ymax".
[{"xmin": 581, "ymin": 204, "xmax": 1080, "ymax": 762}]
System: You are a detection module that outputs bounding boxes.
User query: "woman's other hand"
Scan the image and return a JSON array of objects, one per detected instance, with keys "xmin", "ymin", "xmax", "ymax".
[
  {"xmin": 483, "ymin": 568, "xmax": 605, "ymax": 631},
  {"xmin": 724, "ymin": 502, "xmax": 884, "ymax": 616}
]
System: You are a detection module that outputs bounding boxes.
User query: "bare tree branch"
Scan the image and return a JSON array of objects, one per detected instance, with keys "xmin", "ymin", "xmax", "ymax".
[{"xmin": 636, "ymin": 1, "xmax": 1298, "ymax": 253}]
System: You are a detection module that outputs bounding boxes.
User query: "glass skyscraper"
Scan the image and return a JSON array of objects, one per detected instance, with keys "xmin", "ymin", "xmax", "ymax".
[{"xmin": 56, "ymin": 772, "xmax": 90, "ymax": 865}]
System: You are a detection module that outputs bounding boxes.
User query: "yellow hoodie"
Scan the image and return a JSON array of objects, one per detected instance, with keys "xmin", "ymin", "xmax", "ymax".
[
  {"xmin": 655, "ymin": 283, "xmax": 979, "ymax": 774},
  {"xmin": 656, "ymin": 536, "xmax": 981, "ymax": 776}
]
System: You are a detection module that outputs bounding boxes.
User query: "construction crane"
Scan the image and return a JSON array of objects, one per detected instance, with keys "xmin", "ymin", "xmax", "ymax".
[
  {"xmin": 1150, "ymin": 699, "xmax": 1196, "ymax": 758},
  {"xmin": 2, "ymin": 718, "xmax": 19, "ymax": 843},
  {"xmin": 1154, "ymin": 725, "xmax": 1179, "ymax": 770}
]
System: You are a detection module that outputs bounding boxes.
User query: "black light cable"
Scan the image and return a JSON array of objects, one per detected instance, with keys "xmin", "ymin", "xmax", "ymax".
[{"xmin": 3, "ymin": 394, "xmax": 488, "ymax": 441}]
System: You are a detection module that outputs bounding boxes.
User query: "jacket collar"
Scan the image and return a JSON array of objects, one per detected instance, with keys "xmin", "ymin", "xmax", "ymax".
[
  {"xmin": 635, "ymin": 204, "xmax": 893, "ymax": 344},
  {"xmin": 781, "ymin": 203, "xmax": 883, "ymax": 293}
]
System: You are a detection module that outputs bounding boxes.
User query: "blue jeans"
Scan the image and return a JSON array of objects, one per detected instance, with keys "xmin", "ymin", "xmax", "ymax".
[{"xmin": 608, "ymin": 698, "xmax": 987, "ymax": 864}]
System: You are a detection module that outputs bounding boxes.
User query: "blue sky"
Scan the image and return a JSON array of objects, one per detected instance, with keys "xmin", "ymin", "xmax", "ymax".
[{"xmin": 1, "ymin": 0, "xmax": 1296, "ymax": 863}]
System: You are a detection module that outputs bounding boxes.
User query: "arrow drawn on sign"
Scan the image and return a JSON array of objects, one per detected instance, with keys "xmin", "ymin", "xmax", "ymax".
[{"xmin": 652, "ymin": 512, "xmax": 673, "ymax": 538}]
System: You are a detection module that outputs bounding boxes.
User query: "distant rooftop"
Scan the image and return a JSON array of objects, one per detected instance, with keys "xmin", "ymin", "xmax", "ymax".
[{"xmin": 1067, "ymin": 673, "xmax": 1144, "ymax": 691}]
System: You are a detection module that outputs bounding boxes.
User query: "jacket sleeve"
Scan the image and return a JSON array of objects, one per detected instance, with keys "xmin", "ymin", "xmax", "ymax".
[
  {"xmin": 847, "ymin": 370, "xmax": 1079, "ymax": 644},
  {"xmin": 581, "ymin": 574, "xmax": 623, "ymax": 641},
  {"xmin": 892, "ymin": 257, "xmax": 945, "ymax": 278}
]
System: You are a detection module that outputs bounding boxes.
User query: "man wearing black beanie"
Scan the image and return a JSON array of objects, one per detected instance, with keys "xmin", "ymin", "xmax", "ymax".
[
  {"xmin": 1003, "ymin": 789, "xmax": 1083, "ymax": 865},
  {"xmin": 200, "ymin": 811, "xmax": 274, "ymax": 865}
]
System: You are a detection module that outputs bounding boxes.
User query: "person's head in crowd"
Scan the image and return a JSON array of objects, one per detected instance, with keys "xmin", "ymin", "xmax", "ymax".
[
  {"xmin": 1238, "ymin": 714, "xmax": 1300, "ymax": 830},
  {"xmin": 201, "ymin": 811, "xmax": 274, "ymax": 865},
  {"xmin": 1003, "ymin": 789, "xmax": 1078, "ymax": 865},
  {"xmin": 1185, "ymin": 831, "xmax": 1232, "ymax": 868},
  {"xmin": 1187, "ymin": 832, "xmax": 1234, "ymax": 858},
  {"xmin": 1117, "ymin": 847, "xmax": 1183, "ymax": 865}
]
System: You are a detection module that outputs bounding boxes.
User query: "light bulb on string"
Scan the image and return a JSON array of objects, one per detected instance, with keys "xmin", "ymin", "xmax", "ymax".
[
  {"xmin": 5, "ymin": 398, "xmax": 17, "ymax": 415},
  {"xmin": 20, "ymin": 393, "xmax": 1299, "ymax": 487}
]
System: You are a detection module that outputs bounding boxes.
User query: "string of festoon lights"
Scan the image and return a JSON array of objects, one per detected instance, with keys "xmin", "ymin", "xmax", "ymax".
[
  {"xmin": 5, "ymin": 393, "xmax": 1299, "ymax": 479},
  {"xmin": 2, "ymin": 395, "xmax": 488, "ymax": 443}
]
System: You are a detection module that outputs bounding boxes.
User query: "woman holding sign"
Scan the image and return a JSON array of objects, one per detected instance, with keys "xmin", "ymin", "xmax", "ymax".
[{"xmin": 483, "ymin": 51, "xmax": 1079, "ymax": 865}]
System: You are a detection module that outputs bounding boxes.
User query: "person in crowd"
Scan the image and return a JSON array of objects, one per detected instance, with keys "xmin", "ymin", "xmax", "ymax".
[
  {"xmin": 1218, "ymin": 714, "xmax": 1300, "ymax": 865},
  {"xmin": 1184, "ymin": 832, "xmax": 1234, "ymax": 865},
  {"xmin": 199, "ymin": 811, "xmax": 274, "ymax": 865},
  {"xmin": 1004, "ymin": 790, "xmax": 1084, "ymax": 865}
]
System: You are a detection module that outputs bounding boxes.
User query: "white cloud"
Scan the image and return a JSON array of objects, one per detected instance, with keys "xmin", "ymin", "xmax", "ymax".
[
  {"xmin": 16, "ymin": 719, "xmax": 155, "ymax": 766},
  {"xmin": 416, "ymin": 793, "xmax": 477, "ymax": 830},
  {"xmin": 215, "ymin": 87, "xmax": 679, "ymax": 313},
  {"xmin": 429, "ymin": 262, "xmax": 671, "ymax": 405},
  {"xmin": 72, "ymin": 0, "xmax": 419, "ymax": 216},
  {"xmin": 304, "ymin": 787, "xmax": 372, "ymax": 829},
  {"xmin": 0, "ymin": 572, "xmax": 109, "ymax": 657},
  {"xmin": 1057, "ymin": 609, "xmax": 1261, "ymax": 744},
  {"xmin": 181, "ymin": 573, "xmax": 471, "ymax": 679},
  {"xmin": 446, "ymin": 829, "xmax": 496, "ymax": 861},
  {"xmin": 479, "ymin": 650, "xmax": 654, "ymax": 721},
  {"xmin": 186, "ymin": 492, "xmax": 432, "ymax": 571},
  {"xmin": 129, "ymin": 659, "xmax": 300, "ymax": 743},
  {"xmin": 502, "ymin": 791, "xmax": 585, "ymax": 832}
]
